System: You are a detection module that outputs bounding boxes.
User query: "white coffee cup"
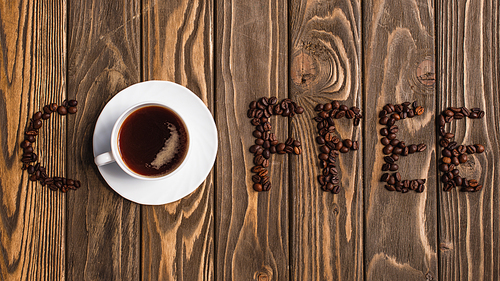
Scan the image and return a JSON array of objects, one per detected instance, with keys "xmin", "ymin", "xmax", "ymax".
[{"xmin": 94, "ymin": 101, "xmax": 191, "ymax": 180}]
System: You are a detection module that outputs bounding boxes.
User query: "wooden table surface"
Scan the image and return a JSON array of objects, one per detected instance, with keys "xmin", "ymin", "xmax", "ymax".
[{"xmin": 1, "ymin": 0, "xmax": 499, "ymax": 280}]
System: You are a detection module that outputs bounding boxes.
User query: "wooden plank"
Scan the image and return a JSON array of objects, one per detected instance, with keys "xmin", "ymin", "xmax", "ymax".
[
  {"xmin": 0, "ymin": 1, "xmax": 66, "ymax": 279},
  {"xmin": 215, "ymin": 0, "xmax": 289, "ymax": 280},
  {"xmin": 289, "ymin": 0, "xmax": 363, "ymax": 280},
  {"xmin": 363, "ymin": 1, "xmax": 438, "ymax": 280},
  {"xmin": 66, "ymin": 0, "xmax": 141, "ymax": 279},
  {"xmin": 141, "ymin": 0, "xmax": 214, "ymax": 280},
  {"xmin": 437, "ymin": 0, "xmax": 500, "ymax": 279}
]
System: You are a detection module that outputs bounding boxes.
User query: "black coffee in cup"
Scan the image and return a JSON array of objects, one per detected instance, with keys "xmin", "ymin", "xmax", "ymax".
[{"xmin": 118, "ymin": 105, "xmax": 189, "ymax": 177}]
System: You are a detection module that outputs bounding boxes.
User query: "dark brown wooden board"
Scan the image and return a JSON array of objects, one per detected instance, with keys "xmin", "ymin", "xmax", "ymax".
[
  {"xmin": 141, "ymin": 0, "xmax": 214, "ymax": 280},
  {"xmin": 289, "ymin": 0, "xmax": 363, "ymax": 280},
  {"xmin": 363, "ymin": 0, "xmax": 438, "ymax": 280},
  {"xmin": 215, "ymin": 0, "xmax": 290, "ymax": 280},
  {"xmin": 66, "ymin": 0, "xmax": 141, "ymax": 279},
  {"xmin": 437, "ymin": 0, "xmax": 500, "ymax": 279},
  {"xmin": 0, "ymin": 1, "xmax": 67, "ymax": 279}
]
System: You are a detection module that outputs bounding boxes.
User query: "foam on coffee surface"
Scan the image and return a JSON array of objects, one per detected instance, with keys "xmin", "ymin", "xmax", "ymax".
[{"xmin": 150, "ymin": 123, "xmax": 180, "ymax": 169}]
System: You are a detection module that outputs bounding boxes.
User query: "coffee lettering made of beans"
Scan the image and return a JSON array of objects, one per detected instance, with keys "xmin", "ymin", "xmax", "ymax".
[
  {"xmin": 247, "ymin": 98, "xmax": 486, "ymax": 195},
  {"xmin": 247, "ymin": 97, "xmax": 304, "ymax": 192},
  {"xmin": 378, "ymin": 101, "xmax": 427, "ymax": 193},
  {"xmin": 437, "ymin": 107, "xmax": 485, "ymax": 192},
  {"xmin": 20, "ymin": 100, "xmax": 81, "ymax": 192},
  {"xmin": 313, "ymin": 101, "xmax": 361, "ymax": 194}
]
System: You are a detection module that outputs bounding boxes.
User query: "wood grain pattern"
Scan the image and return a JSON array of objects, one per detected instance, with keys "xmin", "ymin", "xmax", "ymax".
[
  {"xmin": 289, "ymin": 0, "xmax": 363, "ymax": 280},
  {"xmin": 141, "ymin": 0, "xmax": 214, "ymax": 280},
  {"xmin": 0, "ymin": 0, "xmax": 66, "ymax": 279},
  {"xmin": 437, "ymin": 0, "xmax": 500, "ymax": 279},
  {"xmin": 363, "ymin": 0, "xmax": 438, "ymax": 280},
  {"xmin": 215, "ymin": 0, "xmax": 289, "ymax": 280},
  {"xmin": 66, "ymin": 0, "xmax": 141, "ymax": 279}
]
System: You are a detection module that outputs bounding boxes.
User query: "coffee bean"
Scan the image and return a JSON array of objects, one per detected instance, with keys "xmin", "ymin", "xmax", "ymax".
[
  {"xmin": 439, "ymin": 138, "xmax": 449, "ymax": 147},
  {"xmin": 386, "ymin": 118, "xmax": 396, "ymax": 127},
  {"xmin": 21, "ymin": 140, "xmax": 31, "ymax": 148},
  {"xmin": 253, "ymin": 183, "xmax": 263, "ymax": 192},
  {"xmin": 458, "ymin": 154, "xmax": 468, "ymax": 163},
  {"xmin": 254, "ymin": 155, "xmax": 264, "ymax": 165},
  {"xmin": 380, "ymin": 128, "xmax": 389, "ymax": 136},
  {"xmin": 387, "ymin": 133, "xmax": 396, "ymax": 140},
  {"xmin": 42, "ymin": 113, "xmax": 51, "ymax": 120},
  {"xmin": 351, "ymin": 141, "xmax": 359, "ymax": 150},
  {"xmin": 394, "ymin": 172, "xmax": 401, "ymax": 182},
  {"xmin": 251, "ymin": 166, "xmax": 263, "ymax": 173},
  {"xmin": 33, "ymin": 119, "xmax": 42, "ymax": 129},
  {"xmin": 384, "ymin": 104, "xmax": 395, "ymax": 113},
  {"xmin": 249, "ymin": 145, "xmax": 261, "ymax": 153},
  {"xmin": 438, "ymin": 115, "xmax": 446, "ymax": 126},
  {"xmin": 47, "ymin": 103, "xmax": 57, "ymax": 112},
  {"xmin": 454, "ymin": 176, "xmax": 463, "ymax": 186},
  {"xmin": 381, "ymin": 137, "xmax": 390, "ymax": 146},
  {"xmin": 443, "ymin": 181, "xmax": 455, "ymax": 192},
  {"xmin": 385, "ymin": 185, "xmax": 396, "ymax": 191},
  {"xmin": 442, "ymin": 149, "xmax": 452, "ymax": 158},
  {"xmin": 444, "ymin": 133, "xmax": 454, "ymax": 139},
  {"xmin": 443, "ymin": 109, "xmax": 455, "ymax": 116},
  {"xmin": 415, "ymin": 106, "xmax": 424, "ymax": 115},
  {"xmin": 408, "ymin": 144, "xmax": 418, "ymax": 154},
  {"xmin": 466, "ymin": 145, "xmax": 476, "ymax": 154},
  {"xmin": 439, "ymin": 163, "xmax": 449, "ymax": 172},
  {"xmin": 343, "ymin": 139, "xmax": 353, "ymax": 148},
  {"xmin": 441, "ymin": 174, "xmax": 450, "ymax": 183},
  {"xmin": 389, "ymin": 164, "xmax": 398, "ymax": 171},
  {"xmin": 380, "ymin": 173, "xmax": 390, "ymax": 182},
  {"xmin": 33, "ymin": 111, "xmax": 43, "ymax": 120},
  {"xmin": 335, "ymin": 111, "xmax": 345, "ymax": 119},
  {"xmin": 319, "ymin": 145, "xmax": 329, "ymax": 154},
  {"xmin": 293, "ymin": 147, "xmax": 301, "ymax": 155},
  {"xmin": 388, "ymin": 125, "xmax": 398, "ymax": 134},
  {"xmin": 475, "ymin": 144, "xmax": 485, "ymax": 153},
  {"xmin": 26, "ymin": 135, "xmax": 36, "ymax": 143},
  {"xmin": 68, "ymin": 100, "xmax": 78, "ymax": 107},
  {"xmin": 417, "ymin": 143, "xmax": 427, "ymax": 152},
  {"xmin": 252, "ymin": 130, "xmax": 262, "ymax": 138},
  {"xmin": 339, "ymin": 146, "xmax": 350, "ymax": 153},
  {"xmin": 383, "ymin": 145, "xmax": 393, "ymax": 155},
  {"xmin": 384, "ymin": 156, "xmax": 395, "ymax": 164},
  {"xmin": 382, "ymin": 163, "xmax": 390, "ymax": 171},
  {"xmin": 392, "ymin": 147, "xmax": 402, "ymax": 155},
  {"xmin": 252, "ymin": 174, "xmax": 261, "ymax": 183},
  {"xmin": 410, "ymin": 180, "xmax": 418, "ymax": 190},
  {"xmin": 379, "ymin": 116, "xmax": 389, "ymax": 125},
  {"xmin": 263, "ymin": 150, "xmax": 270, "ymax": 159},
  {"xmin": 57, "ymin": 106, "xmax": 67, "ymax": 115},
  {"xmin": 468, "ymin": 179, "xmax": 479, "ymax": 188}
]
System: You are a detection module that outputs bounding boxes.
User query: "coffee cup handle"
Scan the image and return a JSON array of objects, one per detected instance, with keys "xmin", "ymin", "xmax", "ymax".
[{"xmin": 94, "ymin": 152, "xmax": 116, "ymax": 166}]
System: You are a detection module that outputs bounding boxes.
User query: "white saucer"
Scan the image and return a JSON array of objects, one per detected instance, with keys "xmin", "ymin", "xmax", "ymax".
[{"xmin": 93, "ymin": 81, "xmax": 218, "ymax": 205}]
